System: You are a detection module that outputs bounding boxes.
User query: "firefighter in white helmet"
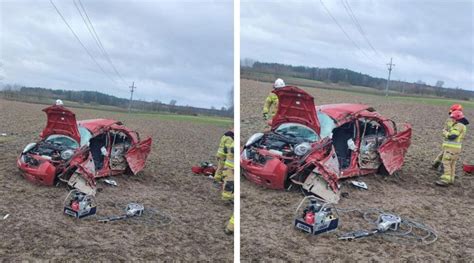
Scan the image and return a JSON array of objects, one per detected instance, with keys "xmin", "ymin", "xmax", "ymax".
[{"xmin": 262, "ymin": 78, "xmax": 285, "ymax": 121}]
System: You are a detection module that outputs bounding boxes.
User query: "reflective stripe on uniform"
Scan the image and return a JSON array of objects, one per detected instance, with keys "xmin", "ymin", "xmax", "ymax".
[
  {"xmin": 216, "ymin": 135, "xmax": 233, "ymax": 157},
  {"xmin": 224, "ymin": 160, "xmax": 234, "ymax": 168},
  {"xmin": 443, "ymin": 122, "xmax": 466, "ymax": 149},
  {"xmin": 442, "ymin": 141, "xmax": 462, "ymax": 149}
]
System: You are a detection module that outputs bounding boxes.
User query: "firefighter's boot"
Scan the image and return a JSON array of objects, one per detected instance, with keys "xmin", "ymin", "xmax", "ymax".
[
  {"xmin": 436, "ymin": 149, "xmax": 460, "ymax": 186},
  {"xmin": 221, "ymin": 169, "xmax": 234, "ymax": 202},
  {"xmin": 224, "ymin": 215, "xmax": 234, "ymax": 235}
]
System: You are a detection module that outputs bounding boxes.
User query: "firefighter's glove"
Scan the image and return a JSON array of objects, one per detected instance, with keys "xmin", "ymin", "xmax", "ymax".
[{"xmin": 442, "ymin": 130, "xmax": 449, "ymax": 138}]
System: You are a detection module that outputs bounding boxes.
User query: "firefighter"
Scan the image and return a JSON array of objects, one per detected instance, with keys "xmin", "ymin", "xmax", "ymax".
[
  {"xmin": 224, "ymin": 214, "xmax": 234, "ymax": 235},
  {"xmin": 435, "ymin": 110, "xmax": 468, "ymax": 186},
  {"xmin": 214, "ymin": 126, "xmax": 234, "ymax": 183},
  {"xmin": 221, "ymin": 141, "xmax": 234, "ymax": 235},
  {"xmin": 262, "ymin": 78, "xmax": 286, "ymax": 121},
  {"xmin": 432, "ymin": 104, "xmax": 469, "ymax": 169},
  {"xmin": 221, "ymin": 140, "xmax": 234, "ymax": 201}
]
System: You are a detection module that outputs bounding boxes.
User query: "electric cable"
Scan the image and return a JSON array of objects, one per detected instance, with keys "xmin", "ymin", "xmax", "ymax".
[
  {"xmin": 74, "ymin": 0, "xmax": 127, "ymax": 86},
  {"xmin": 335, "ymin": 207, "xmax": 438, "ymax": 244},
  {"xmin": 49, "ymin": 0, "xmax": 118, "ymax": 85},
  {"xmin": 341, "ymin": 0, "xmax": 386, "ymax": 62},
  {"xmin": 319, "ymin": 0, "xmax": 381, "ymax": 67}
]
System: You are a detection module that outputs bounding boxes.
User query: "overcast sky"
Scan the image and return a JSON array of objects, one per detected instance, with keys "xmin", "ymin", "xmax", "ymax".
[
  {"xmin": 242, "ymin": 0, "xmax": 473, "ymax": 90},
  {"xmin": 0, "ymin": 0, "xmax": 233, "ymax": 108}
]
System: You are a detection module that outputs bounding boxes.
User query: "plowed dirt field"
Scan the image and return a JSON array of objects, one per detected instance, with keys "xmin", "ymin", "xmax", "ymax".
[
  {"xmin": 0, "ymin": 99, "xmax": 233, "ymax": 261},
  {"xmin": 240, "ymin": 79, "xmax": 474, "ymax": 261}
]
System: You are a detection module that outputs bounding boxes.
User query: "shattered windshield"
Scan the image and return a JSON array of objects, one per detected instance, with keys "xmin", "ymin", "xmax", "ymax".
[
  {"xmin": 78, "ymin": 126, "xmax": 92, "ymax": 146},
  {"xmin": 45, "ymin": 135, "xmax": 79, "ymax": 149},
  {"xmin": 275, "ymin": 123, "xmax": 319, "ymax": 142},
  {"xmin": 317, "ymin": 111, "xmax": 336, "ymax": 138}
]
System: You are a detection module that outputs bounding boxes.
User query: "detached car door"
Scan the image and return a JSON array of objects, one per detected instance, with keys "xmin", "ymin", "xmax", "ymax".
[
  {"xmin": 378, "ymin": 123, "xmax": 412, "ymax": 175},
  {"xmin": 125, "ymin": 137, "xmax": 152, "ymax": 174}
]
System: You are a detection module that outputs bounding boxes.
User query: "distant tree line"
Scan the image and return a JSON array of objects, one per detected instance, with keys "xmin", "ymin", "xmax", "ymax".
[
  {"xmin": 1, "ymin": 85, "xmax": 233, "ymax": 117},
  {"xmin": 242, "ymin": 61, "xmax": 473, "ymax": 100}
]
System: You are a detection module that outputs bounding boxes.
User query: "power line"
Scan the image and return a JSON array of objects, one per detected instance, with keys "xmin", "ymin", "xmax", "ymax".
[
  {"xmin": 319, "ymin": 0, "xmax": 381, "ymax": 67},
  {"xmin": 74, "ymin": 0, "xmax": 127, "ymax": 86},
  {"xmin": 49, "ymin": 0, "xmax": 117, "ymax": 84},
  {"xmin": 342, "ymin": 0, "xmax": 385, "ymax": 61}
]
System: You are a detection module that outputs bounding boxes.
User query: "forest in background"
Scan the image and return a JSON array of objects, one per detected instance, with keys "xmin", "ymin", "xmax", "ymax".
[{"xmin": 241, "ymin": 60, "xmax": 473, "ymax": 101}]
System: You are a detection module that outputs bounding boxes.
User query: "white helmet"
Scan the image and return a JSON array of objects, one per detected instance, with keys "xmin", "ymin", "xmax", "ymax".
[
  {"xmin": 55, "ymin": 99, "xmax": 64, "ymax": 106},
  {"xmin": 273, "ymin": 78, "xmax": 285, "ymax": 89}
]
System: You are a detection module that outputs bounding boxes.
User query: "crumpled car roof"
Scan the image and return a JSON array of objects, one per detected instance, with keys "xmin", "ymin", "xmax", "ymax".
[{"xmin": 318, "ymin": 103, "xmax": 374, "ymax": 123}]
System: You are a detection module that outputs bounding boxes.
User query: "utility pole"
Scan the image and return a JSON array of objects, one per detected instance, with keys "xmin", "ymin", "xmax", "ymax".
[
  {"xmin": 385, "ymin": 58, "xmax": 395, "ymax": 96},
  {"xmin": 128, "ymin": 81, "xmax": 136, "ymax": 113}
]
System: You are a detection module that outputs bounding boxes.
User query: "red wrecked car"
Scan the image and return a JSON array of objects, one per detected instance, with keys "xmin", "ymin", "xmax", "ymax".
[
  {"xmin": 17, "ymin": 103, "xmax": 152, "ymax": 195},
  {"xmin": 241, "ymin": 86, "xmax": 411, "ymax": 203}
]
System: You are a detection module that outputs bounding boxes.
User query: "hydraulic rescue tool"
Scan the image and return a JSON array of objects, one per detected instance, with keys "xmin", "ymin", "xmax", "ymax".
[
  {"xmin": 98, "ymin": 203, "xmax": 145, "ymax": 223},
  {"xmin": 338, "ymin": 213, "xmax": 402, "ymax": 240},
  {"xmin": 63, "ymin": 190, "xmax": 97, "ymax": 218},
  {"xmin": 294, "ymin": 196, "xmax": 339, "ymax": 235}
]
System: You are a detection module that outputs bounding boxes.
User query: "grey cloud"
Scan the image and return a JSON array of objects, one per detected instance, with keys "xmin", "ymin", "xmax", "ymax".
[
  {"xmin": 0, "ymin": 0, "xmax": 233, "ymax": 108},
  {"xmin": 241, "ymin": 0, "xmax": 473, "ymax": 90}
]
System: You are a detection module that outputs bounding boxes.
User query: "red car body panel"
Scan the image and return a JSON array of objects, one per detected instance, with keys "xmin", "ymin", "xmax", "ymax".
[
  {"xmin": 17, "ymin": 156, "xmax": 57, "ymax": 185},
  {"xmin": 241, "ymin": 150, "xmax": 290, "ymax": 189},
  {"xmin": 40, "ymin": 105, "xmax": 81, "ymax": 143},
  {"xmin": 319, "ymin": 104, "xmax": 373, "ymax": 124},
  {"xmin": 17, "ymin": 105, "xmax": 152, "ymax": 189},
  {"xmin": 271, "ymin": 86, "xmax": 321, "ymax": 134},
  {"xmin": 379, "ymin": 124, "xmax": 412, "ymax": 174},
  {"xmin": 126, "ymin": 138, "xmax": 153, "ymax": 174},
  {"xmin": 241, "ymin": 86, "xmax": 412, "ymax": 196},
  {"xmin": 78, "ymin": 119, "xmax": 121, "ymax": 135}
]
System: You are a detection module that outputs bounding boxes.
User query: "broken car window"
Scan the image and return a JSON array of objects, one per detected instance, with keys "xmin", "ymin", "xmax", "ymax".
[
  {"xmin": 317, "ymin": 111, "xmax": 336, "ymax": 139},
  {"xmin": 45, "ymin": 135, "xmax": 79, "ymax": 149},
  {"xmin": 275, "ymin": 123, "xmax": 319, "ymax": 142},
  {"xmin": 79, "ymin": 126, "xmax": 92, "ymax": 147}
]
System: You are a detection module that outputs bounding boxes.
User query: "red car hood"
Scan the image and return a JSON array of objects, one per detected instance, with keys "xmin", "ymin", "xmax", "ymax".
[
  {"xmin": 41, "ymin": 105, "xmax": 81, "ymax": 143},
  {"xmin": 272, "ymin": 86, "xmax": 320, "ymax": 134}
]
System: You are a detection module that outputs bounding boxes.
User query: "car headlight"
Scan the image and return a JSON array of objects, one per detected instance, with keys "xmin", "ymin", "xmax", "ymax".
[
  {"xmin": 241, "ymin": 149, "xmax": 248, "ymax": 160},
  {"xmin": 294, "ymin": 142, "xmax": 311, "ymax": 156},
  {"xmin": 61, "ymin": 149, "xmax": 74, "ymax": 160},
  {"xmin": 22, "ymin": 143, "xmax": 37, "ymax": 153},
  {"xmin": 245, "ymin": 133, "xmax": 264, "ymax": 147}
]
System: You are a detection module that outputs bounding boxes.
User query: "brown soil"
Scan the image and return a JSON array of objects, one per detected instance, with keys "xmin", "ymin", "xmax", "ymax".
[
  {"xmin": 0, "ymin": 99, "xmax": 233, "ymax": 261},
  {"xmin": 240, "ymin": 79, "xmax": 474, "ymax": 261}
]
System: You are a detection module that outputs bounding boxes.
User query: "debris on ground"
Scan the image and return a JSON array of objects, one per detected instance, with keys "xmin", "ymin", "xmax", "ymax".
[
  {"xmin": 103, "ymin": 179, "xmax": 118, "ymax": 187},
  {"xmin": 2, "ymin": 214, "xmax": 9, "ymax": 220},
  {"xmin": 351, "ymin": 181, "xmax": 368, "ymax": 190}
]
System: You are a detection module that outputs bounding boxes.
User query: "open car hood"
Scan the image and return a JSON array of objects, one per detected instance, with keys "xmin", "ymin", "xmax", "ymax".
[
  {"xmin": 40, "ymin": 105, "xmax": 81, "ymax": 143},
  {"xmin": 271, "ymin": 86, "xmax": 320, "ymax": 134}
]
